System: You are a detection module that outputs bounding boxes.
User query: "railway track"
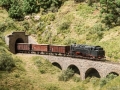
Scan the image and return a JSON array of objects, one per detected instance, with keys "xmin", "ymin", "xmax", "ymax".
[{"xmin": 16, "ymin": 53, "xmax": 120, "ymax": 66}]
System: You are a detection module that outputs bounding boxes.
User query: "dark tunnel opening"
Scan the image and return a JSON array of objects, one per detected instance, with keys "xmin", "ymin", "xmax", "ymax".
[
  {"xmin": 106, "ymin": 72, "xmax": 119, "ymax": 78},
  {"xmin": 52, "ymin": 62, "xmax": 62, "ymax": 70},
  {"xmin": 85, "ymin": 68, "xmax": 100, "ymax": 79},
  {"xmin": 68, "ymin": 65, "xmax": 80, "ymax": 75},
  {"xmin": 15, "ymin": 38, "xmax": 24, "ymax": 53}
]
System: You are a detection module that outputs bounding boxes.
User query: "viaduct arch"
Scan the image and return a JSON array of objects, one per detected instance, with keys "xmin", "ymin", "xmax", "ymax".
[{"xmin": 43, "ymin": 55, "xmax": 120, "ymax": 80}]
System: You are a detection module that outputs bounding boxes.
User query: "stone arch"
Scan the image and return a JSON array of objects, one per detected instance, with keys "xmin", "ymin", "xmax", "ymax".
[
  {"xmin": 67, "ymin": 64, "xmax": 80, "ymax": 75},
  {"xmin": 106, "ymin": 72, "xmax": 119, "ymax": 77},
  {"xmin": 15, "ymin": 38, "xmax": 24, "ymax": 43},
  {"xmin": 52, "ymin": 62, "xmax": 62, "ymax": 70},
  {"xmin": 85, "ymin": 68, "xmax": 101, "ymax": 78},
  {"xmin": 8, "ymin": 32, "xmax": 28, "ymax": 54},
  {"xmin": 15, "ymin": 38, "xmax": 24, "ymax": 53}
]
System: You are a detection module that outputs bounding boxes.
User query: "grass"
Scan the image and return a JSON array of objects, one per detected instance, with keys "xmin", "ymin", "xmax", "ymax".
[
  {"xmin": 0, "ymin": 54, "xmax": 120, "ymax": 90},
  {"xmin": 1, "ymin": 0, "xmax": 120, "ymax": 89}
]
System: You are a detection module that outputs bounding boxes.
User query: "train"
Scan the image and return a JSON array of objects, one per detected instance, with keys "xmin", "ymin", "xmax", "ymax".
[{"xmin": 16, "ymin": 43, "xmax": 105, "ymax": 60}]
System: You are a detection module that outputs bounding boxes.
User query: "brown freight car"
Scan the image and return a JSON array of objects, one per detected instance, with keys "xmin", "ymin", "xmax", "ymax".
[
  {"xmin": 50, "ymin": 45, "xmax": 70, "ymax": 56},
  {"xmin": 16, "ymin": 43, "xmax": 31, "ymax": 53},
  {"xmin": 31, "ymin": 44, "xmax": 49, "ymax": 54}
]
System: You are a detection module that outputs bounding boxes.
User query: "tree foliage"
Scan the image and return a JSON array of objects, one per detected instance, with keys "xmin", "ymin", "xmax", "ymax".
[
  {"xmin": 23, "ymin": 0, "xmax": 40, "ymax": 14},
  {"xmin": 8, "ymin": 0, "xmax": 24, "ymax": 20},
  {"xmin": 0, "ymin": 0, "xmax": 63, "ymax": 20},
  {"xmin": 38, "ymin": 0, "xmax": 62, "ymax": 12},
  {"xmin": 100, "ymin": 0, "xmax": 120, "ymax": 27},
  {"xmin": 0, "ymin": 0, "xmax": 12, "ymax": 10}
]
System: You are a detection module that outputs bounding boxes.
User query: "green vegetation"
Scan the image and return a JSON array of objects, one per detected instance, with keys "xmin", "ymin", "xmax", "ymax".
[
  {"xmin": 100, "ymin": 0, "xmax": 120, "ymax": 27},
  {"xmin": 58, "ymin": 68, "xmax": 74, "ymax": 81},
  {"xmin": 0, "ymin": 0, "xmax": 63, "ymax": 20},
  {"xmin": 33, "ymin": 56, "xmax": 60, "ymax": 74},
  {"xmin": 0, "ymin": 52, "xmax": 15, "ymax": 71},
  {"xmin": 1, "ymin": 0, "xmax": 120, "ymax": 89}
]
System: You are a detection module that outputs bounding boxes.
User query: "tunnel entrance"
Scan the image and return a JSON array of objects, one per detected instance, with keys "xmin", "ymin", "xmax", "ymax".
[
  {"xmin": 15, "ymin": 38, "xmax": 24, "ymax": 53},
  {"xmin": 52, "ymin": 62, "xmax": 62, "ymax": 70},
  {"xmin": 68, "ymin": 65, "xmax": 80, "ymax": 75},
  {"xmin": 8, "ymin": 32, "xmax": 28, "ymax": 54},
  {"xmin": 85, "ymin": 68, "xmax": 100, "ymax": 78},
  {"xmin": 106, "ymin": 72, "xmax": 119, "ymax": 78}
]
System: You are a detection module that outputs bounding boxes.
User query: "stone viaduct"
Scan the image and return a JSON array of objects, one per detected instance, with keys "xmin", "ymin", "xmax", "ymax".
[
  {"xmin": 42, "ymin": 55, "xmax": 120, "ymax": 80},
  {"xmin": 6, "ymin": 31, "xmax": 120, "ymax": 80}
]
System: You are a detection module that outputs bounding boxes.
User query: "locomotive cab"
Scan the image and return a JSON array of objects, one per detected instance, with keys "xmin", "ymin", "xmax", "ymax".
[{"xmin": 91, "ymin": 46, "xmax": 105, "ymax": 59}]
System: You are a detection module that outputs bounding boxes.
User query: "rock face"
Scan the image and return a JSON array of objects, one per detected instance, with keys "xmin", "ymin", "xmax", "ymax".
[
  {"xmin": 42, "ymin": 55, "xmax": 120, "ymax": 80},
  {"xmin": 28, "ymin": 36, "xmax": 38, "ymax": 44}
]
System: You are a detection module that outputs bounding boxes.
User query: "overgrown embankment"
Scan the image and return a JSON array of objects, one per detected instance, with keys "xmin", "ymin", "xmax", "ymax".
[{"xmin": 0, "ymin": 54, "xmax": 119, "ymax": 90}]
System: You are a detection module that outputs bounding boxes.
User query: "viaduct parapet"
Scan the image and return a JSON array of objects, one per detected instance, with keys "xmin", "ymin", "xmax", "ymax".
[{"xmin": 42, "ymin": 55, "xmax": 120, "ymax": 80}]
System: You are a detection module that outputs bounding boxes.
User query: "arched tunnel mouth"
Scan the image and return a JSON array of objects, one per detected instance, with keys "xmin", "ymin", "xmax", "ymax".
[
  {"xmin": 68, "ymin": 65, "xmax": 80, "ymax": 75},
  {"xmin": 106, "ymin": 72, "xmax": 119, "ymax": 78},
  {"xmin": 85, "ymin": 68, "xmax": 100, "ymax": 79},
  {"xmin": 52, "ymin": 62, "xmax": 62, "ymax": 70},
  {"xmin": 15, "ymin": 38, "xmax": 24, "ymax": 53}
]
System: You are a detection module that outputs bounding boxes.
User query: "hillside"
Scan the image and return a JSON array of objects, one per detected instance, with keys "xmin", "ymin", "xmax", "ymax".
[
  {"xmin": 1, "ymin": 1, "xmax": 120, "ymax": 89},
  {"xmin": 1, "ymin": 1, "xmax": 120, "ymax": 62}
]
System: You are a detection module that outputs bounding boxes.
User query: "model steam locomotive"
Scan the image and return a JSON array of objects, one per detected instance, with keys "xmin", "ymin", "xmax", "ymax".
[{"xmin": 16, "ymin": 43, "xmax": 105, "ymax": 60}]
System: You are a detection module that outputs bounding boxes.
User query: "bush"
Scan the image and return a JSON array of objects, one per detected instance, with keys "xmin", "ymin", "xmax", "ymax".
[
  {"xmin": 0, "ymin": 52, "xmax": 15, "ymax": 71},
  {"xmin": 58, "ymin": 21, "xmax": 70, "ymax": 34},
  {"xmin": 0, "ymin": 23, "xmax": 7, "ymax": 32},
  {"xmin": 72, "ymin": 75, "xmax": 81, "ymax": 82},
  {"xmin": 58, "ymin": 68, "xmax": 74, "ymax": 81},
  {"xmin": 99, "ymin": 78, "xmax": 107, "ymax": 88},
  {"xmin": 99, "ymin": 73, "xmax": 117, "ymax": 88},
  {"xmin": 33, "ymin": 56, "xmax": 60, "ymax": 74},
  {"xmin": 45, "ymin": 84, "xmax": 60, "ymax": 90}
]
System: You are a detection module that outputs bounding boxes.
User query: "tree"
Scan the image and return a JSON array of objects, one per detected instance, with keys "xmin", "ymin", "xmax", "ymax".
[
  {"xmin": 22, "ymin": 0, "xmax": 40, "ymax": 14},
  {"xmin": 38, "ymin": 0, "xmax": 62, "ymax": 12},
  {"xmin": 0, "ymin": 0, "xmax": 12, "ymax": 10},
  {"xmin": 100, "ymin": 0, "xmax": 120, "ymax": 27},
  {"xmin": 8, "ymin": 0, "xmax": 24, "ymax": 20}
]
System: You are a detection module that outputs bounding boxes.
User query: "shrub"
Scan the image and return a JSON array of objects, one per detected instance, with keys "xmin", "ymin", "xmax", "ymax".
[
  {"xmin": 99, "ymin": 73, "xmax": 117, "ymax": 88},
  {"xmin": 83, "ymin": 77, "xmax": 90, "ymax": 84},
  {"xmin": 58, "ymin": 68, "xmax": 74, "ymax": 81},
  {"xmin": 99, "ymin": 78, "xmax": 107, "ymax": 88},
  {"xmin": 72, "ymin": 75, "xmax": 81, "ymax": 82},
  {"xmin": 45, "ymin": 84, "xmax": 60, "ymax": 90},
  {"xmin": 0, "ymin": 52, "xmax": 15, "ymax": 71},
  {"xmin": 90, "ymin": 77, "xmax": 100, "ymax": 86},
  {"xmin": 58, "ymin": 21, "xmax": 70, "ymax": 34},
  {"xmin": 0, "ymin": 23, "xmax": 7, "ymax": 32},
  {"xmin": 33, "ymin": 56, "xmax": 60, "ymax": 74}
]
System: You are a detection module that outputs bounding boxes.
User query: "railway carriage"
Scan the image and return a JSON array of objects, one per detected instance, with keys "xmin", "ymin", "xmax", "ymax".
[
  {"xmin": 31, "ymin": 44, "xmax": 49, "ymax": 54},
  {"xmin": 50, "ymin": 45, "xmax": 70, "ymax": 56},
  {"xmin": 16, "ymin": 43, "xmax": 31, "ymax": 53}
]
